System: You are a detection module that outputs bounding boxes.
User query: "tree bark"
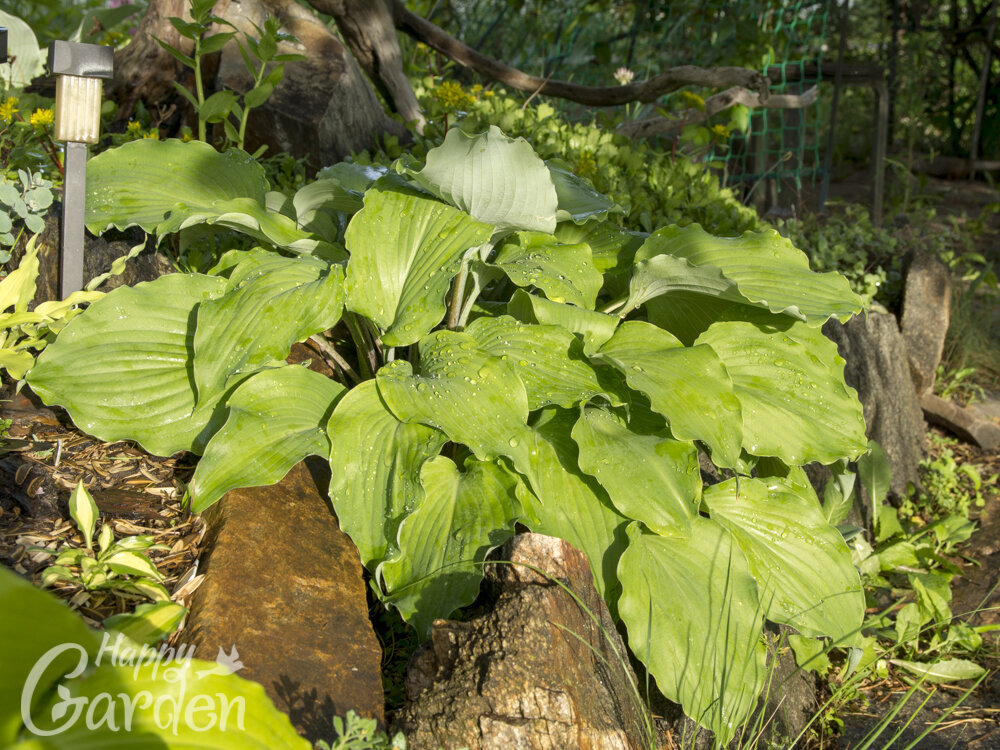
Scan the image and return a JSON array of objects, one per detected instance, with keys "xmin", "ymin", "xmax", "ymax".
[
  {"xmin": 388, "ymin": 0, "xmax": 768, "ymax": 106},
  {"xmin": 308, "ymin": 0, "xmax": 425, "ymax": 132}
]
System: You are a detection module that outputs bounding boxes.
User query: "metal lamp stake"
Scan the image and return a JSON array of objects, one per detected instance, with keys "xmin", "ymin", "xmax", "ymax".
[
  {"xmin": 48, "ymin": 41, "xmax": 113, "ymax": 298},
  {"xmin": 1, "ymin": 28, "xmax": 7, "ymax": 65}
]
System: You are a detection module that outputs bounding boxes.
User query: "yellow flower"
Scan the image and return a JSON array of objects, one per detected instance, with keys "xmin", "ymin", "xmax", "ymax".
[
  {"xmin": 574, "ymin": 151, "xmax": 598, "ymax": 180},
  {"xmin": 710, "ymin": 124, "xmax": 732, "ymax": 139},
  {"xmin": 126, "ymin": 120, "xmax": 143, "ymax": 134},
  {"xmin": 141, "ymin": 130, "xmax": 160, "ymax": 140},
  {"xmin": 180, "ymin": 127, "xmax": 194, "ymax": 142},
  {"xmin": 679, "ymin": 90, "xmax": 706, "ymax": 111},
  {"xmin": 29, "ymin": 108, "xmax": 54, "ymax": 129},
  {"xmin": 435, "ymin": 80, "xmax": 474, "ymax": 111},
  {"xmin": 470, "ymin": 83, "xmax": 483, "ymax": 97},
  {"xmin": 0, "ymin": 97, "xmax": 18, "ymax": 124}
]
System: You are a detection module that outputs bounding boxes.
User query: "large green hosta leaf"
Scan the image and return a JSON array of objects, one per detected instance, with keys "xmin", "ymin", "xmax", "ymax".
[
  {"xmin": 193, "ymin": 251, "xmax": 344, "ymax": 402},
  {"xmin": 547, "ymin": 163, "xmax": 624, "ymax": 225},
  {"xmin": 634, "ymin": 224, "xmax": 863, "ymax": 324},
  {"xmin": 1, "ymin": 567, "xmax": 308, "ymax": 749},
  {"xmin": 507, "ymin": 290, "xmax": 618, "ymax": 355},
  {"xmin": 617, "ymin": 520, "xmax": 766, "ymax": 744},
  {"xmin": 696, "ymin": 320, "xmax": 867, "ymax": 465},
  {"xmin": 399, "ymin": 125, "xmax": 558, "ymax": 233},
  {"xmin": 328, "ymin": 381, "xmax": 446, "ymax": 568},
  {"xmin": 27, "ymin": 274, "xmax": 229, "ymax": 456},
  {"xmin": 86, "ymin": 139, "xmax": 335, "ymax": 256},
  {"xmin": 516, "ymin": 408, "xmax": 629, "ymax": 604},
  {"xmin": 553, "ymin": 220, "xmax": 643, "ymax": 274},
  {"xmin": 572, "ymin": 407, "xmax": 699, "ymax": 537},
  {"xmin": 595, "ymin": 321, "xmax": 743, "ymax": 467},
  {"xmin": 376, "ymin": 330, "xmax": 533, "ymax": 467},
  {"xmin": 704, "ymin": 477, "xmax": 864, "ymax": 644},
  {"xmin": 343, "ymin": 188, "xmax": 493, "ymax": 346},
  {"xmin": 493, "ymin": 231, "xmax": 603, "ymax": 309},
  {"xmin": 464, "ymin": 315, "xmax": 619, "ymax": 409},
  {"xmin": 188, "ymin": 366, "xmax": 346, "ymax": 512},
  {"xmin": 380, "ymin": 456, "xmax": 520, "ymax": 636}
]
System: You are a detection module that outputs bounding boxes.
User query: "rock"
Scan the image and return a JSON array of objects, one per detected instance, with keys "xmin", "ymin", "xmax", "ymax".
[
  {"xmin": 394, "ymin": 533, "xmax": 650, "ymax": 750},
  {"xmin": 185, "ymin": 458, "xmax": 383, "ymax": 741},
  {"xmin": 823, "ymin": 313, "xmax": 926, "ymax": 502},
  {"xmin": 900, "ymin": 252, "xmax": 952, "ymax": 394},
  {"xmin": 5, "ymin": 204, "xmax": 171, "ymax": 308},
  {"xmin": 920, "ymin": 393, "xmax": 1000, "ymax": 450},
  {"xmin": 215, "ymin": 0, "xmax": 409, "ymax": 170}
]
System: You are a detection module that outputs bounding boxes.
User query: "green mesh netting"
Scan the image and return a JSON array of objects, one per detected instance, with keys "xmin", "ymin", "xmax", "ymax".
[{"xmin": 432, "ymin": 1, "xmax": 833, "ymax": 197}]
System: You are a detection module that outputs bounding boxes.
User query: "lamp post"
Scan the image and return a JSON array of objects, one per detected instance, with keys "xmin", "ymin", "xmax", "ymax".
[{"xmin": 48, "ymin": 41, "xmax": 113, "ymax": 298}]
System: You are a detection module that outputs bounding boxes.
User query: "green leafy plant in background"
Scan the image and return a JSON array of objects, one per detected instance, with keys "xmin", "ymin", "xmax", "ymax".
[
  {"xmin": 27, "ymin": 126, "xmax": 872, "ymax": 743},
  {"xmin": 0, "ymin": 170, "xmax": 53, "ymax": 261},
  {"xmin": 32, "ymin": 481, "xmax": 173, "ymax": 604},
  {"xmin": 0, "ymin": 565, "xmax": 309, "ymax": 749},
  {"xmin": 317, "ymin": 710, "xmax": 407, "ymax": 750},
  {"xmin": 156, "ymin": 0, "xmax": 304, "ymax": 150}
]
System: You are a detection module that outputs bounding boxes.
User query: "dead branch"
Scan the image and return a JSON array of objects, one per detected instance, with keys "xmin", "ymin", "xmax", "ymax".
[
  {"xmin": 617, "ymin": 85, "xmax": 819, "ymax": 139},
  {"xmin": 387, "ymin": 0, "xmax": 768, "ymax": 106}
]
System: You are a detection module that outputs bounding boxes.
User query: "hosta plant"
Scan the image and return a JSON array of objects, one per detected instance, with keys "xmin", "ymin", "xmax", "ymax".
[{"xmin": 27, "ymin": 126, "xmax": 869, "ymax": 743}]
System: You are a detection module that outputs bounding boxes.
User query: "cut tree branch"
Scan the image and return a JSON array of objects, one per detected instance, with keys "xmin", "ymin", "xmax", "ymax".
[
  {"xmin": 617, "ymin": 85, "xmax": 818, "ymax": 139},
  {"xmin": 387, "ymin": 0, "xmax": 768, "ymax": 106}
]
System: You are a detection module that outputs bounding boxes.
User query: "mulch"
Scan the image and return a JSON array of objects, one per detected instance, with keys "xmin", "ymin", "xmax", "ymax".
[{"xmin": 0, "ymin": 383, "xmax": 204, "ymax": 628}]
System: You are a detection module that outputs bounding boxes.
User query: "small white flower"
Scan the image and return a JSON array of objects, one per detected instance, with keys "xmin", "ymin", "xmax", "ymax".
[{"xmin": 614, "ymin": 67, "xmax": 635, "ymax": 86}]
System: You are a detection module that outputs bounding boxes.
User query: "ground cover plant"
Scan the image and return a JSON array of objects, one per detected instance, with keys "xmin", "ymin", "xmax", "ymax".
[{"xmin": 14, "ymin": 119, "xmax": 881, "ymax": 743}]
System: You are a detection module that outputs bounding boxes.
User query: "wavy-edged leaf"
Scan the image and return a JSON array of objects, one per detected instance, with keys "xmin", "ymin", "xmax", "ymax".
[
  {"xmin": 547, "ymin": 162, "xmax": 624, "ymax": 225},
  {"xmin": 553, "ymin": 220, "xmax": 644, "ymax": 274},
  {"xmin": 400, "ymin": 125, "xmax": 558, "ymax": 232},
  {"xmin": 29, "ymin": 655, "xmax": 310, "ymax": 749},
  {"xmin": 494, "ymin": 231, "xmax": 603, "ymax": 309},
  {"xmin": 380, "ymin": 456, "xmax": 520, "ymax": 636},
  {"xmin": 193, "ymin": 250, "xmax": 344, "ymax": 402},
  {"xmin": 515, "ymin": 408, "xmax": 629, "ymax": 604},
  {"xmin": 617, "ymin": 520, "xmax": 766, "ymax": 745},
  {"xmin": 635, "ymin": 224, "xmax": 864, "ymax": 324},
  {"xmin": 624, "ymin": 253, "xmax": 736, "ymax": 316},
  {"xmin": 573, "ymin": 407, "xmax": 699, "ymax": 537},
  {"xmin": 27, "ymin": 274, "xmax": 229, "ymax": 456},
  {"xmin": 595, "ymin": 321, "xmax": 743, "ymax": 467},
  {"xmin": 465, "ymin": 315, "xmax": 620, "ymax": 409},
  {"xmin": 189, "ymin": 367, "xmax": 346, "ymax": 512},
  {"xmin": 507, "ymin": 289, "xmax": 618, "ymax": 355},
  {"xmin": 328, "ymin": 381, "xmax": 446, "ymax": 568},
  {"xmin": 890, "ymin": 658, "xmax": 986, "ymax": 684},
  {"xmin": 292, "ymin": 178, "xmax": 363, "ymax": 243},
  {"xmin": 344, "ymin": 188, "xmax": 493, "ymax": 346},
  {"xmin": 696, "ymin": 320, "xmax": 867, "ymax": 465},
  {"xmin": 86, "ymin": 139, "xmax": 267, "ymax": 234},
  {"xmin": 377, "ymin": 330, "xmax": 533, "ymax": 467},
  {"xmin": 704, "ymin": 477, "xmax": 864, "ymax": 644},
  {"xmin": 0, "ymin": 567, "xmax": 99, "ymax": 745}
]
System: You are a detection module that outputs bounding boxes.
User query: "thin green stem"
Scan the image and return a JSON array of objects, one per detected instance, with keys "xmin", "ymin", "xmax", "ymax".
[
  {"xmin": 447, "ymin": 261, "xmax": 470, "ymax": 330},
  {"xmin": 194, "ymin": 38, "xmax": 207, "ymax": 142},
  {"xmin": 237, "ymin": 64, "xmax": 267, "ymax": 150}
]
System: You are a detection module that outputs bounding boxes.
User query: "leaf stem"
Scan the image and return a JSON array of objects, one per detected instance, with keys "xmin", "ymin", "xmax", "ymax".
[
  {"xmin": 447, "ymin": 260, "xmax": 470, "ymax": 330},
  {"xmin": 308, "ymin": 334, "xmax": 360, "ymax": 385},
  {"xmin": 345, "ymin": 314, "xmax": 377, "ymax": 380},
  {"xmin": 600, "ymin": 295, "xmax": 629, "ymax": 315},
  {"xmin": 194, "ymin": 37, "xmax": 207, "ymax": 142}
]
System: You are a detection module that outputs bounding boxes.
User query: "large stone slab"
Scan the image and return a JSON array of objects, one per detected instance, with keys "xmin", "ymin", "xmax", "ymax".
[
  {"xmin": 900, "ymin": 252, "xmax": 952, "ymax": 394},
  {"xmin": 823, "ymin": 312, "xmax": 926, "ymax": 501},
  {"xmin": 394, "ymin": 533, "xmax": 649, "ymax": 750},
  {"xmin": 921, "ymin": 392, "xmax": 1000, "ymax": 450},
  {"xmin": 185, "ymin": 458, "xmax": 383, "ymax": 741}
]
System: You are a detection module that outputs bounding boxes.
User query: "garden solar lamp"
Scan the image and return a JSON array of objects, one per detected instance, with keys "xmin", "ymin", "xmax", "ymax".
[
  {"xmin": 1, "ymin": 28, "xmax": 7, "ymax": 64},
  {"xmin": 48, "ymin": 41, "xmax": 113, "ymax": 298}
]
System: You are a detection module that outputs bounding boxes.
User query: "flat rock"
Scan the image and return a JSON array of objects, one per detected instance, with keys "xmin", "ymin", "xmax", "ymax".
[
  {"xmin": 394, "ymin": 533, "xmax": 649, "ymax": 750},
  {"xmin": 920, "ymin": 392, "xmax": 1000, "ymax": 450},
  {"xmin": 823, "ymin": 312, "xmax": 926, "ymax": 505},
  {"xmin": 900, "ymin": 252, "xmax": 952, "ymax": 394},
  {"xmin": 185, "ymin": 458, "xmax": 383, "ymax": 741}
]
